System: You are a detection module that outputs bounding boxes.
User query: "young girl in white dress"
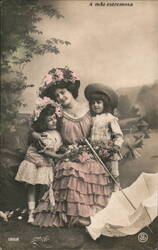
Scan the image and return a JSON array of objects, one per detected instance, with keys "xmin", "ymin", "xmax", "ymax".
[
  {"xmin": 15, "ymin": 98, "xmax": 63, "ymax": 223},
  {"xmin": 85, "ymin": 83, "xmax": 124, "ymax": 192}
]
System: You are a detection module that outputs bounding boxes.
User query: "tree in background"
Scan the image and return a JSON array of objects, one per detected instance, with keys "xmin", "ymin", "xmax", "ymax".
[
  {"xmin": 0, "ymin": 0, "xmax": 71, "ymax": 210},
  {"xmin": 136, "ymin": 81, "xmax": 158, "ymax": 128},
  {"xmin": 117, "ymin": 95, "xmax": 132, "ymax": 119},
  {"xmin": 1, "ymin": 0, "xmax": 70, "ymax": 136}
]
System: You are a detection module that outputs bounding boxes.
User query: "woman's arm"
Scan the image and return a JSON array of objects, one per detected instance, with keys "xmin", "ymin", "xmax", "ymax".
[
  {"xmin": 42, "ymin": 149, "xmax": 66, "ymax": 159},
  {"xmin": 32, "ymin": 131, "xmax": 46, "ymax": 150}
]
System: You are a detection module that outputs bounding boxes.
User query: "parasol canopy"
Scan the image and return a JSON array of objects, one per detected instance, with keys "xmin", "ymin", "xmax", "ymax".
[{"xmin": 86, "ymin": 172, "xmax": 158, "ymax": 239}]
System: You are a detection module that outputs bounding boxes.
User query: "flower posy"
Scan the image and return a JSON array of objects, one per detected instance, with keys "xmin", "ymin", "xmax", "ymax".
[{"xmin": 33, "ymin": 97, "xmax": 62, "ymax": 121}]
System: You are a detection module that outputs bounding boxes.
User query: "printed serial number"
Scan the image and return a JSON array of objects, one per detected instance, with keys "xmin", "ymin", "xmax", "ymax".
[{"xmin": 8, "ymin": 237, "xmax": 19, "ymax": 241}]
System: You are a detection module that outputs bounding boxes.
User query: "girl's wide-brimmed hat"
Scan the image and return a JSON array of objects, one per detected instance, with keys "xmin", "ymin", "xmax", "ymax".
[
  {"xmin": 39, "ymin": 67, "xmax": 80, "ymax": 98},
  {"xmin": 84, "ymin": 83, "xmax": 118, "ymax": 109}
]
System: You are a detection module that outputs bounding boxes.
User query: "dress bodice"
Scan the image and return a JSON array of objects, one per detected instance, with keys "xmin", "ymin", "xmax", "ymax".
[
  {"xmin": 60, "ymin": 111, "xmax": 92, "ymax": 144},
  {"xmin": 41, "ymin": 130, "xmax": 62, "ymax": 152},
  {"xmin": 90, "ymin": 113, "xmax": 123, "ymax": 147}
]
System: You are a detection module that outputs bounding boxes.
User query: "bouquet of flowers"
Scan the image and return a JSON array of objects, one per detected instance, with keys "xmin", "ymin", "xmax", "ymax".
[
  {"xmin": 90, "ymin": 140, "xmax": 117, "ymax": 160},
  {"xmin": 59, "ymin": 143, "xmax": 93, "ymax": 163},
  {"xmin": 59, "ymin": 140, "xmax": 117, "ymax": 163}
]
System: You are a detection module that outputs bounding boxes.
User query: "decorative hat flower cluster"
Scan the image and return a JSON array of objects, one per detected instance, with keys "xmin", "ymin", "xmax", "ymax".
[
  {"xmin": 39, "ymin": 67, "xmax": 80, "ymax": 96},
  {"xmin": 33, "ymin": 96, "xmax": 62, "ymax": 121},
  {"xmin": 43, "ymin": 67, "xmax": 80, "ymax": 85}
]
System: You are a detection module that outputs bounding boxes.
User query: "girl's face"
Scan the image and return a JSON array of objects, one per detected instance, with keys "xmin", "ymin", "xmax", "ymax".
[
  {"xmin": 54, "ymin": 88, "xmax": 74, "ymax": 107},
  {"xmin": 46, "ymin": 114, "xmax": 57, "ymax": 130},
  {"xmin": 91, "ymin": 99, "xmax": 104, "ymax": 114}
]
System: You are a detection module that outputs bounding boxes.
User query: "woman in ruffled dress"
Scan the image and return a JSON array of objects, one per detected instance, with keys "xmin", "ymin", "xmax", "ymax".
[{"xmin": 32, "ymin": 67, "xmax": 113, "ymax": 227}]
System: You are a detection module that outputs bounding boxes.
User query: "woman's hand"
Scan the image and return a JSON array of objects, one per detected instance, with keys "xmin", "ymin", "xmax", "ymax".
[
  {"xmin": 32, "ymin": 131, "xmax": 46, "ymax": 150},
  {"xmin": 43, "ymin": 150, "xmax": 66, "ymax": 160}
]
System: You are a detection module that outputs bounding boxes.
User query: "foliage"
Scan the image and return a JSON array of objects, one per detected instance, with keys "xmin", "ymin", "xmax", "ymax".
[
  {"xmin": 136, "ymin": 81, "xmax": 158, "ymax": 128},
  {"xmin": 117, "ymin": 95, "xmax": 132, "ymax": 119},
  {"xmin": 1, "ymin": 0, "xmax": 70, "ymax": 135}
]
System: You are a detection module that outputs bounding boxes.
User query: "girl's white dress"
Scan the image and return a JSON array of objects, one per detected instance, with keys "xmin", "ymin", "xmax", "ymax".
[{"xmin": 15, "ymin": 130, "xmax": 62, "ymax": 185}]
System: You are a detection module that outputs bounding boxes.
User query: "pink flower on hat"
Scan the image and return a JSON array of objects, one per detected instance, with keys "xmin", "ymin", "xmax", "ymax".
[
  {"xmin": 71, "ymin": 72, "xmax": 80, "ymax": 81},
  {"xmin": 34, "ymin": 97, "xmax": 56, "ymax": 121},
  {"xmin": 35, "ymin": 97, "xmax": 45, "ymax": 106},
  {"xmin": 55, "ymin": 70, "xmax": 64, "ymax": 80},
  {"xmin": 35, "ymin": 97, "xmax": 62, "ymax": 119},
  {"xmin": 40, "ymin": 67, "xmax": 81, "ymax": 96},
  {"xmin": 36, "ymin": 97, "xmax": 53, "ymax": 107},
  {"xmin": 43, "ymin": 74, "xmax": 53, "ymax": 85},
  {"xmin": 43, "ymin": 96, "xmax": 53, "ymax": 104}
]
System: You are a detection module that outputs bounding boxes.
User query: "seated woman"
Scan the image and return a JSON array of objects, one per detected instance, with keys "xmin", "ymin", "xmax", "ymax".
[{"xmin": 32, "ymin": 67, "xmax": 113, "ymax": 227}]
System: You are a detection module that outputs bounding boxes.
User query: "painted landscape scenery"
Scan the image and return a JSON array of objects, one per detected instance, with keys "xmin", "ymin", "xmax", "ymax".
[{"xmin": 1, "ymin": 0, "xmax": 158, "ymax": 249}]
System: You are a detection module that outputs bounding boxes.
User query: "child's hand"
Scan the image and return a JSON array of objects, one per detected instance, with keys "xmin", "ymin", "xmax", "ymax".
[{"xmin": 113, "ymin": 145, "xmax": 120, "ymax": 153}]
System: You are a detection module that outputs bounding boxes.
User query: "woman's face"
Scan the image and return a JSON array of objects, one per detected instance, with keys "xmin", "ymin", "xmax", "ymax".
[
  {"xmin": 46, "ymin": 114, "xmax": 57, "ymax": 130},
  {"xmin": 54, "ymin": 88, "xmax": 74, "ymax": 107}
]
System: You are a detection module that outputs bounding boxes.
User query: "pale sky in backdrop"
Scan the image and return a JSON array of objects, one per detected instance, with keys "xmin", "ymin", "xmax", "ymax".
[{"xmin": 21, "ymin": 0, "xmax": 158, "ymax": 113}]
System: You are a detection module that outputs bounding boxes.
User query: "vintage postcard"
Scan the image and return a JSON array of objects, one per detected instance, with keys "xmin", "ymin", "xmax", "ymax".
[{"xmin": 1, "ymin": 0, "xmax": 158, "ymax": 249}]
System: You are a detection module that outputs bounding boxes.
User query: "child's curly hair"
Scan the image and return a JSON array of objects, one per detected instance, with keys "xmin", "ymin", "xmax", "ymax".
[{"xmin": 32, "ymin": 104, "xmax": 61, "ymax": 133}]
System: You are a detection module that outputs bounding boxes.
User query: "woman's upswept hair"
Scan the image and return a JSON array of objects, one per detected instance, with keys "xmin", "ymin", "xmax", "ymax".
[
  {"xmin": 32, "ymin": 104, "xmax": 60, "ymax": 133},
  {"xmin": 89, "ymin": 92, "xmax": 113, "ymax": 114},
  {"xmin": 41, "ymin": 80, "xmax": 80, "ymax": 100}
]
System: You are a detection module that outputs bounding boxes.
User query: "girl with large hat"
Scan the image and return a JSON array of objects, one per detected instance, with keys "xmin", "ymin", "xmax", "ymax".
[
  {"xmin": 32, "ymin": 67, "xmax": 112, "ymax": 227},
  {"xmin": 84, "ymin": 83, "xmax": 124, "ymax": 192}
]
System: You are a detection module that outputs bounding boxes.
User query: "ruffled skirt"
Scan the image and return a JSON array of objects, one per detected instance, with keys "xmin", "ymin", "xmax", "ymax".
[
  {"xmin": 15, "ymin": 145, "xmax": 54, "ymax": 185},
  {"xmin": 33, "ymin": 159, "xmax": 112, "ymax": 227},
  {"xmin": 15, "ymin": 160, "xmax": 53, "ymax": 185}
]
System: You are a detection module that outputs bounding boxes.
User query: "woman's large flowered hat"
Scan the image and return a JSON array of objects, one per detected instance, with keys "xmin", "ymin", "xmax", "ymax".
[
  {"xmin": 39, "ymin": 66, "xmax": 80, "ymax": 98},
  {"xmin": 84, "ymin": 83, "xmax": 118, "ymax": 109}
]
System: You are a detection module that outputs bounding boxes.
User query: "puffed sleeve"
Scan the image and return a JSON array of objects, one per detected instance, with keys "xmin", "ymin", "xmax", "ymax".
[
  {"xmin": 110, "ymin": 116, "xmax": 124, "ymax": 147},
  {"xmin": 41, "ymin": 132, "xmax": 63, "ymax": 152}
]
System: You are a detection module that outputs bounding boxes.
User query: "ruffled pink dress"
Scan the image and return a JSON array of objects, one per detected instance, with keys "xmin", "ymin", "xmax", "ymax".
[{"xmin": 33, "ymin": 111, "xmax": 112, "ymax": 227}]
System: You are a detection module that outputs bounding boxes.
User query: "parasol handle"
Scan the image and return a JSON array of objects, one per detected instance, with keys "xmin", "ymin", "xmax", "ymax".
[{"xmin": 85, "ymin": 138, "xmax": 136, "ymax": 211}]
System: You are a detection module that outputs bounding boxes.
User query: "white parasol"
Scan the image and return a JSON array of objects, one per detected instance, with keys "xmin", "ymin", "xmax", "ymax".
[{"xmin": 86, "ymin": 172, "xmax": 158, "ymax": 239}]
